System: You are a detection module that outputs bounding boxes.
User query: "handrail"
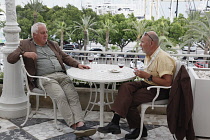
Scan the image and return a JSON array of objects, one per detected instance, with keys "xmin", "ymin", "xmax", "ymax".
[
  {"xmin": 63, "ymin": 49, "xmax": 210, "ymax": 68},
  {"xmin": 63, "ymin": 49, "xmax": 210, "ymax": 58}
]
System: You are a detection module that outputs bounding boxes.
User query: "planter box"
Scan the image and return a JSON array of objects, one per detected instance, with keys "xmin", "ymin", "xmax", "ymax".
[{"xmin": 188, "ymin": 67, "xmax": 210, "ymax": 138}]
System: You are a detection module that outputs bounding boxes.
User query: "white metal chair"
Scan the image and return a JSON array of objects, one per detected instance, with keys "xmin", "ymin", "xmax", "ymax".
[
  {"xmin": 20, "ymin": 55, "xmax": 60, "ymax": 130},
  {"xmin": 136, "ymin": 61, "xmax": 181, "ymax": 140}
]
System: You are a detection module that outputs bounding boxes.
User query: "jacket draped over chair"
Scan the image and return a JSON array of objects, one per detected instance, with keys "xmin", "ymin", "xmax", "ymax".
[{"xmin": 167, "ymin": 65, "xmax": 195, "ymax": 140}]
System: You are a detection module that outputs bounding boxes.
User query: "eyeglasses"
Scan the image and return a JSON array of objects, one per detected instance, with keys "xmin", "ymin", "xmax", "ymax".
[{"xmin": 143, "ymin": 32, "xmax": 153, "ymax": 41}]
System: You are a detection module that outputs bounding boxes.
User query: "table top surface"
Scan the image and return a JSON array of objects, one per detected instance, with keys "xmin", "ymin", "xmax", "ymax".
[{"xmin": 67, "ymin": 64, "xmax": 136, "ymax": 83}]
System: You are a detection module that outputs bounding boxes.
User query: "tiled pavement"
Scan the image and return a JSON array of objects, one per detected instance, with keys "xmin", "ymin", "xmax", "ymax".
[{"xmin": 0, "ymin": 108, "xmax": 206, "ymax": 140}]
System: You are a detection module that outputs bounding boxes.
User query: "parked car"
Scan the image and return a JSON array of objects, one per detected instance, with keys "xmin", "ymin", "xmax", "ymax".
[
  {"xmin": 71, "ymin": 42, "xmax": 79, "ymax": 49},
  {"xmin": 124, "ymin": 50, "xmax": 136, "ymax": 58},
  {"xmin": 182, "ymin": 45, "xmax": 197, "ymax": 54},
  {"xmin": 89, "ymin": 48, "xmax": 104, "ymax": 57},
  {"xmin": 194, "ymin": 61, "xmax": 208, "ymax": 68},
  {"xmin": 63, "ymin": 44, "xmax": 76, "ymax": 50},
  {"xmin": 122, "ymin": 50, "xmax": 145, "ymax": 59},
  {"xmin": 89, "ymin": 48, "xmax": 102, "ymax": 52},
  {"xmin": 105, "ymin": 54, "xmax": 113, "ymax": 58},
  {"xmin": 63, "ymin": 43, "xmax": 81, "ymax": 56},
  {"xmin": 182, "ymin": 56, "xmax": 195, "ymax": 62},
  {"xmin": 117, "ymin": 54, "xmax": 124, "ymax": 57}
]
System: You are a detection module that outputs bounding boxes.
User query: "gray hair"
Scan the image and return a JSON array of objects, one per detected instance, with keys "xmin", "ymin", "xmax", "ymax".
[{"xmin": 31, "ymin": 22, "xmax": 46, "ymax": 37}]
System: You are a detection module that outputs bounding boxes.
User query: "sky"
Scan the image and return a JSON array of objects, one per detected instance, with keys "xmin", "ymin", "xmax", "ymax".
[
  {"xmin": 14, "ymin": 0, "xmax": 81, "ymax": 8},
  {"xmin": 0, "ymin": 0, "xmax": 207, "ymax": 19},
  {"xmin": 12, "ymin": 0, "xmax": 206, "ymax": 18}
]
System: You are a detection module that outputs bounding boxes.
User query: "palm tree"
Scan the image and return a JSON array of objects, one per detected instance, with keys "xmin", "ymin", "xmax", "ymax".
[
  {"xmin": 179, "ymin": 11, "xmax": 203, "ymax": 53},
  {"xmin": 182, "ymin": 12, "xmax": 210, "ymax": 55},
  {"xmin": 26, "ymin": 0, "xmax": 43, "ymax": 24},
  {"xmin": 159, "ymin": 36, "xmax": 177, "ymax": 54},
  {"xmin": 187, "ymin": 11, "xmax": 202, "ymax": 21},
  {"xmin": 54, "ymin": 21, "xmax": 71, "ymax": 49},
  {"xmin": 98, "ymin": 19, "xmax": 117, "ymax": 51},
  {"xmin": 149, "ymin": 18, "xmax": 170, "ymax": 37},
  {"xmin": 72, "ymin": 15, "xmax": 97, "ymax": 51},
  {"xmin": 148, "ymin": 19, "xmax": 176, "ymax": 53},
  {"xmin": 180, "ymin": 33, "xmax": 199, "ymax": 54},
  {"xmin": 124, "ymin": 20, "xmax": 148, "ymax": 52}
]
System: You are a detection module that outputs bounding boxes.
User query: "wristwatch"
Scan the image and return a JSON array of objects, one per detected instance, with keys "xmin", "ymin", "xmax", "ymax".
[{"xmin": 147, "ymin": 75, "xmax": 153, "ymax": 81}]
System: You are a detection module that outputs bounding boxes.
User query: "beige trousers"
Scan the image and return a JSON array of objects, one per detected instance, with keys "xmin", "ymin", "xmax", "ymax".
[{"xmin": 37, "ymin": 72, "xmax": 84, "ymax": 126}]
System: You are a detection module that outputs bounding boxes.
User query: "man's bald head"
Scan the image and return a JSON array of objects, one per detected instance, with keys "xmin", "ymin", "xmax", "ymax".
[{"xmin": 145, "ymin": 31, "xmax": 159, "ymax": 46}]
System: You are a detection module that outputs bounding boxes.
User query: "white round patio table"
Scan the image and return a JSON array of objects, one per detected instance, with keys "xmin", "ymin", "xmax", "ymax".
[{"xmin": 67, "ymin": 64, "xmax": 136, "ymax": 127}]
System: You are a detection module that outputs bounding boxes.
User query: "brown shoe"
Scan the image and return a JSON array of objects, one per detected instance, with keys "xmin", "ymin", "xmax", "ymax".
[{"xmin": 74, "ymin": 124, "xmax": 96, "ymax": 138}]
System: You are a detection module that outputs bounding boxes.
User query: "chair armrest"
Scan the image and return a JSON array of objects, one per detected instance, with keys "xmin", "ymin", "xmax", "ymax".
[
  {"xmin": 147, "ymin": 85, "xmax": 171, "ymax": 109},
  {"xmin": 28, "ymin": 75, "xmax": 50, "ymax": 81},
  {"xmin": 147, "ymin": 86, "xmax": 171, "ymax": 90},
  {"xmin": 20, "ymin": 55, "xmax": 50, "ymax": 98},
  {"xmin": 25, "ymin": 68, "xmax": 50, "ymax": 98},
  {"xmin": 27, "ymin": 73, "xmax": 50, "ymax": 98}
]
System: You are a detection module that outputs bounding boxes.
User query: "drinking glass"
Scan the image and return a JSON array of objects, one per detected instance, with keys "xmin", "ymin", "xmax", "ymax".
[
  {"xmin": 118, "ymin": 57, "xmax": 125, "ymax": 68},
  {"xmin": 88, "ymin": 53, "xmax": 94, "ymax": 65}
]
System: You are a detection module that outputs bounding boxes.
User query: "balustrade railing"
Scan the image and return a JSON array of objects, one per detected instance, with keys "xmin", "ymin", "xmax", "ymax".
[{"xmin": 63, "ymin": 49, "xmax": 210, "ymax": 69}]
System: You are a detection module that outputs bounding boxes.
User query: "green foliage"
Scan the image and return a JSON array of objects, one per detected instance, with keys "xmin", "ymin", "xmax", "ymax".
[
  {"xmin": 110, "ymin": 45, "xmax": 120, "ymax": 52},
  {"xmin": 97, "ymin": 19, "xmax": 117, "ymax": 51},
  {"xmin": 0, "ymin": 8, "xmax": 4, "ymax": 13},
  {"xmin": 72, "ymin": 15, "xmax": 98, "ymax": 50},
  {"xmin": 108, "ymin": 14, "xmax": 134, "ymax": 52},
  {"xmin": 181, "ymin": 12, "xmax": 210, "ymax": 54},
  {"xmin": 16, "ymin": 4, "xmax": 44, "ymax": 38},
  {"xmin": 169, "ymin": 13, "xmax": 190, "ymax": 45},
  {"xmin": 169, "ymin": 22, "xmax": 184, "ymax": 44},
  {"xmin": 52, "ymin": 21, "xmax": 72, "ymax": 49},
  {"xmin": 123, "ymin": 20, "xmax": 148, "ymax": 52},
  {"xmin": 159, "ymin": 36, "xmax": 177, "ymax": 54},
  {"xmin": 26, "ymin": 0, "xmax": 44, "ymax": 23},
  {"xmin": 15, "ymin": 2, "xmax": 203, "ymax": 52},
  {"xmin": 0, "ymin": 72, "xmax": 3, "ymax": 84},
  {"xmin": 0, "ymin": 21, "xmax": 5, "ymax": 29},
  {"xmin": 149, "ymin": 17, "xmax": 170, "ymax": 36}
]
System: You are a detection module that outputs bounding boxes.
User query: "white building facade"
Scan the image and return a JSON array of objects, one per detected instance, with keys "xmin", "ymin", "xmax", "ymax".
[{"xmin": 83, "ymin": 0, "xmax": 209, "ymax": 20}]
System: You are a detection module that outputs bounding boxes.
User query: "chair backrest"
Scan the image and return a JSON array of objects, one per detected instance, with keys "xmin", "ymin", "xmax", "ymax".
[
  {"xmin": 173, "ymin": 60, "xmax": 182, "ymax": 81},
  {"xmin": 20, "ymin": 55, "xmax": 31, "ymax": 92}
]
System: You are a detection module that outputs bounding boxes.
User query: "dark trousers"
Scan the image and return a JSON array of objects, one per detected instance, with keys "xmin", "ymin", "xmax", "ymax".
[{"xmin": 111, "ymin": 81, "xmax": 169, "ymax": 128}]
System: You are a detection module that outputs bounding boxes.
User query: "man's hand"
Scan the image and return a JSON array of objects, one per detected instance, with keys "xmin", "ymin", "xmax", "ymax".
[
  {"xmin": 133, "ymin": 68, "xmax": 173, "ymax": 86},
  {"xmin": 22, "ymin": 52, "xmax": 37, "ymax": 60},
  {"xmin": 133, "ymin": 68, "xmax": 150, "ymax": 79},
  {"xmin": 78, "ymin": 64, "xmax": 90, "ymax": 69}
]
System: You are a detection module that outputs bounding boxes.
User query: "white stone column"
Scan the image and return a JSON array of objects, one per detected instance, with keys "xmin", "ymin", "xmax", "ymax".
[{"xmin": 0, "ymin": 0, "xmax": 27, "ymax": 118}]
